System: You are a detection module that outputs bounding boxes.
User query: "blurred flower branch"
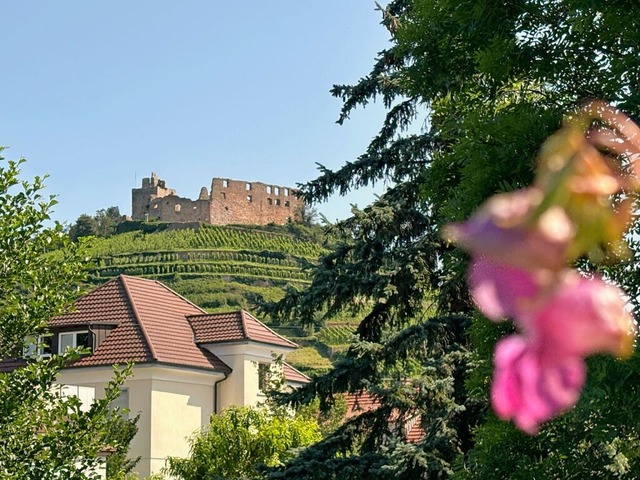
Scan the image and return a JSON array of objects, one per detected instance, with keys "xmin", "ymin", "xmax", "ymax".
[{"xmin": 446, "ymin": 101, "xmax": 639, "ymax": 434}]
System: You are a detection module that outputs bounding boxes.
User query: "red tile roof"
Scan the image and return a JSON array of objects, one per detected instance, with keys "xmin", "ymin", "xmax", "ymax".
[
  {"xmin": 50, "ymin": 276, "xmax": 230, "ymax": 373},
  {"xmin": 283, "ymin": 362, "xmax": 310, "ymax": 384},
  {"xmin": 49, "ymin": 278, "xmax": 131, "ymax": 327},
  {"xmin": 188, "ymin": 310, "xmax": 297, "ymax": 349},
  {"xmin": 346, "ymin": 391, "xmax": 381, "ymax": 417},
  {"xmin": 345, "ymin": 390, "xmax": 424, "ymax": 443},
  {"xmin": 404, "ymin": 415, "xmax": 425, "ymax": 443}
]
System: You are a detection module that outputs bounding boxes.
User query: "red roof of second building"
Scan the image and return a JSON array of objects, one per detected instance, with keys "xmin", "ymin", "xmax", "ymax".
[
  {"xmin": 345, "ymin": 390, "xmax": 424, "ymax": 443},
  {"xmin": 188, "ymin": 310, "xmax": 297, "ymax": 349}
]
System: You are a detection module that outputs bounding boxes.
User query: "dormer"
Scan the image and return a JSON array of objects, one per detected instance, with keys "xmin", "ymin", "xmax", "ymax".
[{"xmin": 188, "ymin": 310, "xmax": 297, "ymax": 409}]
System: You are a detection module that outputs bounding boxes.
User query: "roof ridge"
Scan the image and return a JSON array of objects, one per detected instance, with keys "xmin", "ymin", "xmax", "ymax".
[
  {"xmin": 241, "ymin": 310, "xmax": 297, "ymax": 348},
  {"xmin": 186, "ymin": 309, "xmax": 244, "ymax": 318},
  {"xmin": 239, "ymin": 310, "xmax": 250, "ymax": 339},
  {"xmin": 283, "ymin": 361, "xmax": 310, "ymax": 380},
  {"xmin": 120, "ymin": 275, "xmax": 157, "ymax": 361}
]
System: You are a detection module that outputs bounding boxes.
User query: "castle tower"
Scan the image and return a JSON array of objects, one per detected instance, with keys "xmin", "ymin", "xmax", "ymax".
[{"xmin": 131, "ymin": 172, "xmax": 176, "ymax": 221}]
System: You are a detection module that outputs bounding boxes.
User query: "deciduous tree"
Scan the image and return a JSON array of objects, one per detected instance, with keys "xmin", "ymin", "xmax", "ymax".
[
  {"xmin": 164, "ymin": 405, "xmax": 321, "ymax": 480},
  {"xmin": 0, "ymin": 150, "xmax": 129, "ymax": 479}
]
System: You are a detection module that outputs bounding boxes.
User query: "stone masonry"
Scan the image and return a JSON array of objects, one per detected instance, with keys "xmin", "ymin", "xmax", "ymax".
[{"xmin": 131, "ymin": 173, "xmax": 303, "ymax": 226}]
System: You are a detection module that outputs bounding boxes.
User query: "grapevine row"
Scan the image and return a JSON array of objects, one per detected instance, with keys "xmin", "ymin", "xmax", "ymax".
[{"xmin": 87, "ymin": 225, "xmax": 325, "ymax": 258}]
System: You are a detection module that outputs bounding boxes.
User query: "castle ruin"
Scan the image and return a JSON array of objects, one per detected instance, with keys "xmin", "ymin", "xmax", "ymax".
[{"xmin": 132, "ymin": 173, "xmax": 303, "ymax": 226}]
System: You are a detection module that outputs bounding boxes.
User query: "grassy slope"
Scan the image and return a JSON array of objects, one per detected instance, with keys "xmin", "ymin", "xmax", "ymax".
[{"xmin": 82, "ymin": 222, "xmax": 358, "ymax": 375}]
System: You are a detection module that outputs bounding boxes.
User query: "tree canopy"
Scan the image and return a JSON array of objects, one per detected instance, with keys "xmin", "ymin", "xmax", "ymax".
[
  {"xmin": 69, "ymin": 206, "xmax": 122, "ymax": 241},
  {"xmin": 263, "ymin": 1, "xmax": 640, "ymax": 478},
  {"xmin": 164, "ymin": 405, "xmax": 321, "ymax": 480},
  {"xmin": 0, "ymin": 151, "xmax": 129, "ymax": 479}
]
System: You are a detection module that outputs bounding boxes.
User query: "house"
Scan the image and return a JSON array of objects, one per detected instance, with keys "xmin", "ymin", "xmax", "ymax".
[{"xmin": 20, "ymin": 275, "xmax": 308, "ymax": 478}]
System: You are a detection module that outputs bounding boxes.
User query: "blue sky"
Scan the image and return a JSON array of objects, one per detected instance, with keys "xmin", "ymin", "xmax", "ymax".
[{"xmin": 0, "ymin": 2, "xmax": 392, "ymax": 224}]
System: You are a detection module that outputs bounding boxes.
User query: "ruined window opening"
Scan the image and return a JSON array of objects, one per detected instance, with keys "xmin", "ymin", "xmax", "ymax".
[
  {"xmin": 174, "ymin": 204, "xmax": 181, "ymax": 213},
  {"xmin": 274, "ymin": 187, "xmax": 280, "ymax": 195},
  {"xmin": 266, "ymin": 186, "xmax": 272, "ymax": 194},
  {"xmin": 275, "ymin": 199, "xmax": 281, "ymax": 206},
  {"xmin": 221, "ymin": 192, "xmax": 226, "ymax": 199},
  {"xmin": 153, "ymin": 204, "xmax": 158, "ymax": 209},
  {"xmin": 267, "ymin": 198, "xmax": 273, "ymax": 206},
  {"xmin": 284, "ymin": 188, "xmax": 289, "ymax": 196},
  {"xmin": 285, "ymin": 201, "xmax": 290, "ymax": 207},
  {"xmin": 222, "ymin": 180, "xmax": 228, "ymax": 188},
  {"xmin": 247, "ymin": 195, "xmax": 252, "ymax": 202},
  {"xmin": 245, "ymin": 183, "xmax": 252, "ymax": 191}
]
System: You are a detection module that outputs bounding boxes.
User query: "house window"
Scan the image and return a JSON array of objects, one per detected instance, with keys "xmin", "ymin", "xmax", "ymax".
[
  {"xmin": 245, "ymin": 183, "xmax": 252, "ymax": 191},
  {"xmin": 23, "ymin": 335, "xmax": 53, "ymax": 359},
  {"xmin": 266, "ymin": 186, "xmax": 272, "ymax": 194},
  {"xmin": 275, "ymin": 199, "xmax": 281, "ymax": 206},
  {"xmin": 284, "ymin": 188, "xmax": 289, "ymax": 196},
  {"xmin": 274, "ymin": 187, "xmax": 280, "ymax": 195},
  {"xmin": 285, "ymin": 201, "xmax": 290, "ymax": 207},
  {"xmin": 222, "ymin": 179, "xmax": 228, "ymax": 188},
  {"xmin": 247, "ymin": 195, "xmax": 252, "ymax": 202},
  {"xmin": 174, "ymin": 204, "xmax": 181, "ymax": 213},
  {"xmin": 258, "ymin": 363, "xmax": 270, "ymax": 392},
  {"xmin": 267, "ymin": 198, "xmax": 273, "ymax": 206},
  {"xmin": 59, "ymin": 331, "xmax": 91, "ymax": 354},
  {"xmin": 110, "ymin": 388, "xmax": 129, "ymax": 420}
]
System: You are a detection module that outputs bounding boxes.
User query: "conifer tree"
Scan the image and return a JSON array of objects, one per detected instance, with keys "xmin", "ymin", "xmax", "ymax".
[{"xmin": 264, "ymin": 1, "xmax": 640, "ymax": 478}]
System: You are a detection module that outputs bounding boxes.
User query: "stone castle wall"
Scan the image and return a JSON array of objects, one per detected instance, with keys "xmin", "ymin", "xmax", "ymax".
[{"xmin": 131, "ymin": 173, "xmax": 302, "ymax": 226}]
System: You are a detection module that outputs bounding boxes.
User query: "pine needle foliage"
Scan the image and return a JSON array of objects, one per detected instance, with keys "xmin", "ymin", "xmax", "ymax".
[{"xmin": 263, "ymin": 0, "xmax": 640, "ymax": 478}]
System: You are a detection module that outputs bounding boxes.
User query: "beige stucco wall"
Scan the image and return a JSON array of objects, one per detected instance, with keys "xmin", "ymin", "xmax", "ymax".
[
  {"xmin": 57, "ymin": 364, "xmax": 223, "ymax": 478},
  {"xmin": 148, "ymin": 376, "xmax": 215, "ymax": 475},
  {"xmin": 204, "ymin": 342, "xmax": 294, "ymax": 411}
]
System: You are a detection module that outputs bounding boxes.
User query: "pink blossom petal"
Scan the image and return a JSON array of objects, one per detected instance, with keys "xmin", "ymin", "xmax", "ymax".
[
  {"xmin": 492, "ymin": 336, "xmax": 586, "ymax": 434},
  {"xmin": 532, "ymin": 274, "xmax": 635, "ymax": 359},
  {"xmin": 491, "ymin": 336, "xmax": 528, "ymax": 419},
  {"xmin": 468, "ymin": 257, "xmax": 540, "ymax": 321},
  {"xmin": 445, "ymin": 189, "xmax": 574, "ymax": 271}
]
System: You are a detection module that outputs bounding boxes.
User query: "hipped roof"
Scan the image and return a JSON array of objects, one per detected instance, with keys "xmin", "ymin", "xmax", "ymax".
[
  {"xmin": 51, "ymin": 275, "xmax": 230, "ymax": 372},
  {"xmin": 188, "ymin": 310, "xmax": 297, "ymax": 349}
]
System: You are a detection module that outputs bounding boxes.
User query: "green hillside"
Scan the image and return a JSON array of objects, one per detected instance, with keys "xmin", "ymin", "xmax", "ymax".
[
  {"xmin": 84, "ymin": 223, "xmax": 323, "ymax": 309},
  {"xmin": 81, "ymin": 222, "xmax": 357, "ymax": 375}
]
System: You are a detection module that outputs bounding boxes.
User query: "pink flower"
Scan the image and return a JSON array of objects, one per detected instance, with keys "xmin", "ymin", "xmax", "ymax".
[
  {"xmin": 467, "ymin": 256, "xmax": 540, "ymax": 321},
  {"xmin": 492, "ymin": 336, "xmax": 585, "ymax": 435},
  {"xmin": 521, "ymin": 273, "xmax": 634, "ymax": 360},
  {"xmin": 490, "ymin": 274, "xmax": 635, "ymax": 433},
  {"xmin": 445, "ymin": 102, "xmax": 640, "ymax": 435}
]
